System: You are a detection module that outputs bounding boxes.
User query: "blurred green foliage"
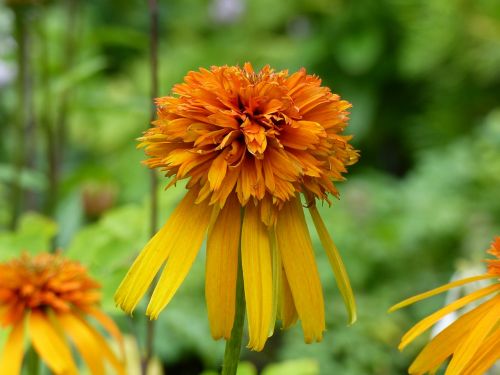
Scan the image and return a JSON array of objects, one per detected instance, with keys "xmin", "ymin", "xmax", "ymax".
[{"xmin": 0, "ymin": 0, "xmax": 499, "ymax": 374}]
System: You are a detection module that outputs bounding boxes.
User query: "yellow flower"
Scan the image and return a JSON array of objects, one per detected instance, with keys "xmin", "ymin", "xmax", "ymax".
[
  {"xmin": 0, "ymin": 253, "xmax": 126, "ymax": 375},
  {"xmin": 115, "ymin": 63, "xmax": 359, "ymax": 351},
  {"xmin": 390, "ymin": 237, "xmax": 500, "ymax": 375}
]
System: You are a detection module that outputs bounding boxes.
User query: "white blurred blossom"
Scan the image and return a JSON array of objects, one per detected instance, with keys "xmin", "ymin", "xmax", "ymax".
[{"xmin": 210, "ymin": 0, "xmax": 245, "ymax": 24}]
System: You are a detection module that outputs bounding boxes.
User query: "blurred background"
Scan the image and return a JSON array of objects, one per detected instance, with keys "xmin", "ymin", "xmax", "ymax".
[{"xmin": 1, "ymin": 0, "xmax": 500, "ymax": 374}]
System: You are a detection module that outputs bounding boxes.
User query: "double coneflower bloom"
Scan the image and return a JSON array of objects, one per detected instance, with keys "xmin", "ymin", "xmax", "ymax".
[
  {"xmin": 390, "ymin": 237, "xmax": 500, "ymax": 374},
  {"xmin": 0, "ymin": 253, "xmax": 125, "ymax": 375},
  {"xmin": 115, "ymin": 63, "xmax": 359, "ymax": 350}
]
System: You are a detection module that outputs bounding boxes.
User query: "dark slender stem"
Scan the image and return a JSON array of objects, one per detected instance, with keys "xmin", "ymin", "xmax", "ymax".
[
  {"xmin": 148, "ymin": 0, "xmax": 159, "ymax": 239},
  {"xmin": 222, "ymin": 251, "xmax": 245, "ymax": 375},
  {"xmin": 38, "ymin": 4, "xmax": 57, "ymax": 220},
  {"xmin": 56, "ymin": 0, "xmax": 78, "ymax": 166},
  {"xmin": 22, "ymin": 10, "xmax": 36, "ymax": 214},
  {"xmin": 142, "ymin": 0, "xmax": 159, "ymax": 373},
  {"xmin": 10, "ymin": 6, "xmax": 28, "ymax": 229},
  {"xmin": 10, "ymin": 5, "xmax": 35, "ymax": 229},
  {"xmin": 37, "ymin": 3, "xmax": 59, "ymax": 252}
]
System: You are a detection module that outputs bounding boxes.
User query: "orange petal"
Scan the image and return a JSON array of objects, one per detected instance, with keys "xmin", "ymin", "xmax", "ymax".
[
  {"xmin": 205, "ymin": 194, "xmax": 241, "ymax": 339},
  {"xmin": 389, "ymin": 274, "xmax": 497, "ymax": 312},
  {"xmin": 408, "ymin": 295, "xmax": 497, "ymax": 374},
  {"xmin": 309, "ymin": 204, "xmax": 356, "ymax": 325},
  {"xmin": 83, "ymin": 306, "xmax": 125, "ymax": 359},
  {"xmin": 279, "ymin": 267, "xmax": 298, "ymax": 329},
  {"xmin": 71, "ymin": 314, "xmax": 126, "ymax": 375},
  {"xmin": 56, "ymin": 313, "xmax": 105, "ymax": 375},
  {"xmin": 0, "ymin": 318, "xmax": 25, "ymax": 375},
  {"xmin": 29, "ymin": 311, "xmax": 78, "ymax": 375},
  {"xmin": 146, "ymin": 198, "xmax": 214, "ymax": 319},
  {"xmin": 399, "ymin": 283, "xmax": 500, "ymax": 350},
  {"xmin": 115, "ymin": 187, "xmax": 204, "ymax": 314},
  {"xmin": 462, "ymin": 326, "xmax": 500, "ymax": 375},
  {"xmin": 269, "ymin": 228, "xmax": 281, "ymax": 336},
  {"xmin": 276, "ymin": 198, "xmax": 325, "ymax": 343},
  {"xmin": 241, "ymin": 203, "xmax": 273, "ymax": 351},
  {"xmin": 208, "ymin": 150, "xmax": 229, "ymax": 191},
  {"xmin": 445, "ymin": 295, "xmax": 500, "ymax": 374}
]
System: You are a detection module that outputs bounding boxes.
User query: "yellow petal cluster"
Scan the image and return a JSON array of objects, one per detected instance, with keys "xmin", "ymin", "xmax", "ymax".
[{"xmin": 390, "ymin": 237, "xmax": 500, "ymax": 374}]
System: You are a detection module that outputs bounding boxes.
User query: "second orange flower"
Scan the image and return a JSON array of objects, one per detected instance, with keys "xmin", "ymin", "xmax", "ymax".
[{"xmin": 0, "ymin": 252, "xmax": 125, "ymax": 375}]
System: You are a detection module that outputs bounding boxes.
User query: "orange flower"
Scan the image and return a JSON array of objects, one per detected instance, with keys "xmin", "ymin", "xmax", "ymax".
[
  {"xmin": 0, "ymin": 253, "xmax": 125, "ymax": 375},
  {"xmin": 115, "ymin": 63, "xmax": 359, "ymax": 350},
  {"xmin": 390, "ymin": 237, "xmax": 500, "ymax": 374}
]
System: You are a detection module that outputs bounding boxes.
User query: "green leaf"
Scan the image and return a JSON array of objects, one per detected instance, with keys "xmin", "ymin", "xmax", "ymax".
[
  {"xmin": 200, "ymin": 362, "xmax": 257, "ymax": 375},
  {"xmin": 0, "ymin": 213, "xmax": 58, "ymax": 260},
  {"xmin": 0, "ymin": 164, "xmax": 48, "ymax": 191},
  {"xmin": 262, "ymin": 359, "xmax": 319, "ymax": 375},
  {"xmin": 65, "ymin": 204, "xmax": 148, "ymax": 311},
  {"xmin": 53, "ymin": 57, "xmax": 107, "ymax": 94}
]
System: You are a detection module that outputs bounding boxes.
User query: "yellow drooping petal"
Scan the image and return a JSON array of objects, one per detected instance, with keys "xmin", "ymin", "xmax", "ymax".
[
  {"xmin": 29, "ymin": 311, "xmax": 78, "ymax": 375},
  {"xmin": 84, "ymin": 306, "xmax": 125, "ymax": 359},
  {"xmin": 408, "ymin": 295, "xmax": 497, "ymax": 374},
  {"xmin": 445, "ymin": 295, "xmax": 500, "ymax": 375},
  {"xmin": 72, "ymin": 313, "xmax": 126, "ymax": 375},
  {"xmin": 279, "ymin": 267, "xmax": 298, "ymax": 329},
  {"xmin": 269, "ymin": 228, "xmax": 281, "ymax": 336},
  {"xmin": 389, "ymin": 274, "xmax": 497, "ymax": 312},
  {"xmin": 146, "ymin": 198, "xmax": 214, "ymax": 319},
  {"xmin": 462, "ymin": 325, "xmax": 500, "ymax": 375},
  {"xmin": 276, "ymin": 198, "xmax": 325, "ymax": 343},
  {"xmin": 241, "ymin": 203, "xmax": 273, "ymax": 351},
  {"xmin": 0, "ymin": 318, "xmax": 25, "ymax": 375},
  {"xmin": 399, "ymin": 283, "xmax": 500, "ymax": 350},
  {"xmin": 309, "ymin": 204, "xmax": 356, "ymax": 325},
  {"xmin": 205, "ymin": 194, "xmax": 241, "ymax": 339},
  {"xmin": 56, "ymin": 313, "xmax": 105, "ymax": 375},
  {"xmin": 115, "ymin": 187, "xmax": 206, "ymax": 314}
]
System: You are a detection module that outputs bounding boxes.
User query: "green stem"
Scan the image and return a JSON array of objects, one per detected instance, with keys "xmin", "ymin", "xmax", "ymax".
[
  {"xmin": 147, "ymin": 0, "xmax": 159, "ymax": 239},
  {"xmin": 55, "ymin": 0, "xmax": 78, "ymax": 166},
  {"xmin": 142, "ymin": 0, "xmax": 159, "ymax": 373},
  {"xmin": 38, "ymin": 6, "xmax": 55, "ymax": 217},
  {"xmin": 10, "ymin": 6, "xmax": 28, "ymax": 230},
  {"xmin": 222, "ymin": 251, "xmax": 246, "ymax": 375}
]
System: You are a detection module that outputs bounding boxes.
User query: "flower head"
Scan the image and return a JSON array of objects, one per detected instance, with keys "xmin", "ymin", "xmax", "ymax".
[
  {"xmin": 390, "ymin": 236, "xmax": 500, "ymax": 375},
  {"xmin": 142, "ymin": 63, "xmax": 358, "ymax": 213},
  {"xmin": 116, "ymin": 63, "xmax": 358, "ymax": 351},
  {"xmin": 0, "ymin": 252, "xmax": 125, "ymax": 375}
]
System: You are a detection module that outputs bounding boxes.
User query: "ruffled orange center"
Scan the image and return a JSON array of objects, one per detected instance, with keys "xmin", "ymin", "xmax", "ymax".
[
  {"xmin": 0, "ymin": 253, "xmax": 100, "ymax": 326},
  {"xmin": 140, "ymin": 63, "xmax": 358, "ymax": 222}
]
